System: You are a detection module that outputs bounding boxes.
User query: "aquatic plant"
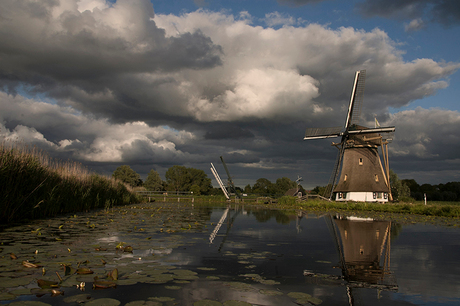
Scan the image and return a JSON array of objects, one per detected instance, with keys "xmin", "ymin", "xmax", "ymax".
[{"xmin": 0, "ymin": 143, "xmax": 142, "ymax": 224}]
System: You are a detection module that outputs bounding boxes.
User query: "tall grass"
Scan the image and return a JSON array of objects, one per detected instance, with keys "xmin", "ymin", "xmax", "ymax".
[{"xmin": 0, "ymin": 142, "xmax": 142, "ymax": 224}]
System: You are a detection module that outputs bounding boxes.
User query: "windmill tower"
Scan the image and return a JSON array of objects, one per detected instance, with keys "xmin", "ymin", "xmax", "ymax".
[{"xmin": 304, "ymin": 70, "xmax": 395, "ymax": 202}]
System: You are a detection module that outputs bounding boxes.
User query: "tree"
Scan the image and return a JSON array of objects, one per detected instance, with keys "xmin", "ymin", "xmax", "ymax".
[
  {"xmin": 112, "ymin": 165, "xmax": 141, "ymax": 188},
  {"xmin": 389, "ymin": 170, "xmax": 410, "ymax": 201},
  {"xmin": 165, "ymin": 166, "xmax": 212, "ymax": 194},
  {"xmin": 190, "ymin": 184, "xmax": 201, "ymax": 196},
  {"xmin": 274, "ymin": 177, "xmax": 297, "ymax": 195},
  {"xmin": 187, "ymin": 167, "xmax": 212, "ymax": 195},
  {"xmin": 165, "ymin": 165, "xmax": 189, "ymax": 192},
  {"xmin": 244, "ymin": 184, "xmax": 252, "ymax": 194},
  {"xmin": 144, "ymin": 169, "xmax": 163, "ymax": 191},
  {"xmin": 252, "ymin": 178, "xmax": 273, "ymax": 195}
]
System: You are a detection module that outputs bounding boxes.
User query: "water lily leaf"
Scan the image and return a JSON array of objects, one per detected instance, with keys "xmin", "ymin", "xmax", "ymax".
[
  {"xmin": 193, "ymin": 299, "xmax": 222, "ymax": 306},
  {"xmin": 9, "ymin": 288, "xmax": 32, "ymax": 295},
  {"xmin": 64, "ymin": 265, "xmax": 76, "ymax": 276},
  {"xmin": 93, "ymin": 279, "xmax": 117, "ymax": 289},
  {"xmin": 7, "ymin": 301, "xmax": 52, "ymax": 306},
  {"xmin": 165, "ymin": 285, "xmax": 181, "ymax": 290},
  {"xmin": 123, "ymin": 246, "xmax": 133, "ymax": 253},
  {"xmin": 223, "ymin": 301, "xmax": 252, "ymax": 306},
  {"xmin": 197, "ymin": 267, "xmax": 216, "ymax": 271},
  {"xmin": 148, "ymin": 296, "xmax": 175, "ymax": 302},
  {"xmin": 10, "ymin": 253, "xmax": 18, "ymax": 260},
  {"xmin": 287, "ymin": 292, "xmax": 312, "ymax": 299},
  {"xmin": 63, "ymin": 293, "xmax": 92, "ymax": 303},
  {"xmin": 107, "ymin": 268, "xmax": 118, "ymax": 280},
  {"xmin": 37, "ymin": 279, "xmax": 59, "ymax": 289},
  {"xmin": 76, "ymin": 268, "xmax": 94, "ymax": 274},
  {"xmin": 85, "ymin": 298, "xmax": 120, "ymax": 306},
  {"xmin": 259, "ymin": 289, "xmax": 283, "ymax": 296},
  {"xmin": 0, "ymin": 292, "xmax": 15, "ymax": 300}
]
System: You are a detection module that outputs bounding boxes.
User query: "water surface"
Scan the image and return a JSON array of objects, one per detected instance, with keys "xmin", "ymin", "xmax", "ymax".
[{"xmin": 0, "ymin": 203, "xmax": 459, "ymax": 305}]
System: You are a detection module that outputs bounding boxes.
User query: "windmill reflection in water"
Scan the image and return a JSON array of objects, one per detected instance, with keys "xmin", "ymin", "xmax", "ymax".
[{"xmin": 304, "ymin": 214, "xmax": 398, "ymax": 305}]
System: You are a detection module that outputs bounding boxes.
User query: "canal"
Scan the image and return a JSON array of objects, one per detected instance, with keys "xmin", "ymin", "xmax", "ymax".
[{"xmin": 1, "ymin": 203, "xmax": 459, "ymax": 305}]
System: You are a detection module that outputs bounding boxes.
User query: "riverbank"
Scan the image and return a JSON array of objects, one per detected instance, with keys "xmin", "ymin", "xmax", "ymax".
[{"xmin": 0, "ymin": 144, "xmax": 142, "ymax": 225}]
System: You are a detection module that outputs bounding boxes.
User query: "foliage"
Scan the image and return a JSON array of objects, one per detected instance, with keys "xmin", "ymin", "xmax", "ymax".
[
  {"xmin": 390, "ymin": 170, "xmax": 410, "ymax": 201},
  {"xmin": 144, "ymin": 169, "xmax": 163, "ymax": 191},
  {"xmin": 165, "ymin": 165, "xmax": 212, "ymax": 194},
  {"xmin": 0, "ymin": 144, "xmax": 141, "ymax": 224},
  {"xmin": 402, "ymin": 179, "xmax": 460, "ymax": 202},
  {"xmin": 112, "ymin": 165, "xmax": 141, "ymax": 187},
  {"xmin": 190, "ymin": 184, "xmax": 201, "ymax": 195},
  {"xmin": 277, "ymin": 196, "xmax": 297, "ymax": 205},
  {"xmin": 244, "ymin": 184, "xmax": 252, "ymax": 194},
  {"xmin": 252, "ymin": 178, "xmax": 274, "ymax": 195},
  {"xmin": 274, "ymin": 177, "xmax": 297, "ymax": 194}
]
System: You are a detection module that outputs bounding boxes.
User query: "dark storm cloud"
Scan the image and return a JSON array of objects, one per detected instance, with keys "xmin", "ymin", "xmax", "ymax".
[
  {"xmin": 357, "ymin": 0, "xmax": 460, "ymax": 27},
  {"xmin": 0, "ymin": 0, "xmax": 222, "ymax": 89},
  {"xmin": 204, "ymin": 124, "xmax": 255, "ymax": 140}
]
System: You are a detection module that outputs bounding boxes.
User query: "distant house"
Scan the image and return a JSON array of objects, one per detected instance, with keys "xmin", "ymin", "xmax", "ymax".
[{"xmin": 285, "ymin": 188, "xmax": 306, "ymax": 197}]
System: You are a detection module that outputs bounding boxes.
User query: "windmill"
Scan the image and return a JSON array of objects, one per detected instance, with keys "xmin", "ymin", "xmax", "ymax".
[{"xmin": 304, "ymin": 70, "xmax": 395, "ymax": 202}]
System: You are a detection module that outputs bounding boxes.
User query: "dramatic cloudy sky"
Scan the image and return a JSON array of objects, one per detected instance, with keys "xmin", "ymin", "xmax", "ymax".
[{"xmin": 1, "ymin": 0, "xmax": 459, "ymax": 189}]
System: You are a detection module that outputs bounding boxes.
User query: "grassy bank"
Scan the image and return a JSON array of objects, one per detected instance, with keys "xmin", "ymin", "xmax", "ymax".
[
  {"xmin": 0, "ymin": 143, "xmax": 142, "ymax": 225},
  {"xmin": 270, "ymin": 196, "xmax": 460, "ymax": 218}
]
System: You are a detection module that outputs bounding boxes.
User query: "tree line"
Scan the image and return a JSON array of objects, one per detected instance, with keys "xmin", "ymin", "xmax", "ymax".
[
  {"xmin": 112, "ymin": 165, "xmax": 301, "ymax": 196},
  {"xmin": 113, "ymin": 165, "xmax": 460, "ymax": 201}
]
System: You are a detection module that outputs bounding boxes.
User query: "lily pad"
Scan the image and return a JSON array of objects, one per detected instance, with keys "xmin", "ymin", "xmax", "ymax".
[
  {"xmin": 63, "ymin": 293, "xmax": 92, "ymax": 303},
  {"xmin": 6, "ymin": 302, "xmax": 52, "ymax": 306},
  {"xmin": 85, "ymin": 298, "xmax": 120, "ymax": 306},
  {"xmin": 223, "ymin": 301, "xmax": 252, "ymax": 306},
  {"xmin": 193, "ymin": 300, "xmax": 222, "ymax": 306},
  {"xmin": 0, "ymin": 292, "xmax": 16, "ymax": 300},
  {"xmin": 259, "ymin": 289, "xmax": 283, "ymax": 296},
  {"xmin": 125, "ymin": 301, "xmax": 162, "ymax": 306},
  {"xmin": 148, "ymin": 296, "xmax": 175, "ymax": 302},
  {"xmin": 165, "ymin": 285, "xmax": 181, "ymax": 290}
]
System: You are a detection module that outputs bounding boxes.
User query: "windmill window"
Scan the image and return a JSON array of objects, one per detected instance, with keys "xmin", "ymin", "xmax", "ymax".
[
  {"xmin": 359, "ymin": 158, "xmax": 363, "ymax": 165},
  {"xmin": 374, "ymin": 174, "xmax": 379, "ymax": 182},
  {"xmin": 344, "ymin": 174, "xmax": 348, "ymax": 181}
]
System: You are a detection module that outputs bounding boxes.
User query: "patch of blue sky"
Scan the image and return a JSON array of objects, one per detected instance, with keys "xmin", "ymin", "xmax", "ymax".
[
  {"xmin": 162, "ymin": 125, "xmax": 180, "ymax": 133},
  {"xmin": 14, "ymin": 83, "xmax": 58, "ymax": 105}
]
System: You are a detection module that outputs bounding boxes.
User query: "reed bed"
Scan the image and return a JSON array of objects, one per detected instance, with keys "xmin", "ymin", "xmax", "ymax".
[{"xmin": 0, "ymin": 142, "xmax": 142, "ymax": 224}]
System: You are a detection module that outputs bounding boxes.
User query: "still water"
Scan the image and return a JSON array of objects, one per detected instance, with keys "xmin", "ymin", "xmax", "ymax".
[{"xmin": 1, "ymin": 203, "xmax": 460, "ymax": 305}]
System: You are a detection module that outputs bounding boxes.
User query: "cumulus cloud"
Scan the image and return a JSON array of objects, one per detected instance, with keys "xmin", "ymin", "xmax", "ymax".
[
  {"xmin": 0, "ymin": 92, "xmax": 197, "ymax": 166},
  {"xmin": 0, "ymin": 1, "xmax": 459, "ymax": 185},
  {"xmin": 405, "ymin": 18, "xmax": 426, "ymax": 32}
]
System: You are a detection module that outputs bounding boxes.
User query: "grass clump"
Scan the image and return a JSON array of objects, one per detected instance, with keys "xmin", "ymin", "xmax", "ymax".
[{"xmin": 0, "ymin": 143, "xmax": 142, "ymax": 224}]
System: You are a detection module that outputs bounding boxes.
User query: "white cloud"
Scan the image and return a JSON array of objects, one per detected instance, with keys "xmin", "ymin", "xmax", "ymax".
[
  {"xmin": 405, "ymin": 18, "xmax": 426, "ymax": 32},
  {"xmin": 187, "ymin": 68, "xmax": 319, "ymax": 121},
  {"xmin": 0, "ymin": 92, "xmax": 196, "ymax": 164}
]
